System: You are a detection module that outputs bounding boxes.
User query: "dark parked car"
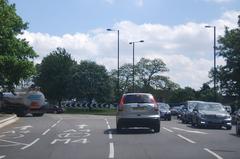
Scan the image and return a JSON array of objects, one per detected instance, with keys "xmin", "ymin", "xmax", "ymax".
[
  {"xmin": 47, "ymin": 105, "xmax": 65, "ymax": 114},
  {"xmin": 158, "ymin": 103, "xmax": 171, "ymax": 121},
  {"xmin": 192, "ymin": 102, "xmax": 232, "ymax": 129},
  {"xmin": 236, "ymin": 109, "xmax": 240, "ymax": 136},
  {"xmin": 181, "ymin": 101, "xmax": 202, "ymax": 124}
]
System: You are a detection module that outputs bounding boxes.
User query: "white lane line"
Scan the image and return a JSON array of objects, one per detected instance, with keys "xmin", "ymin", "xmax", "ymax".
[
  {"xmin": 109, "ymin": 132, "xmax": 113, "ymax": 139},
  {"xmin": 204, "ymin": 148, "xmax": 223, "ymax": 159},
  {"xmin": 163, "ymin": 127, "xmax": 174, "ymax": 133},
  {"xmin": 177, "ymin": 134, "xmax": 196, "ymax": 144},
  {"xmin": 0, "ymin": 139, "xmax": 28, "ymax": 146},
  {"xmin": 51, "ymin": 123, "xmax": 57, "ymax": 128},
  {"xmin": 0, "ymin": 155, "xmax": 6, "ymax": 159},
  {"xmin": 172, "ymin": 127, "xmax": 208, "ymax": 134},
  {"xmin": 109, "ymin": 143, "xmax": 114, "ymax": 158},
  {"xmin": 107, "ymin": 124, "xmax": 111, "ymax": 129},
  {"xmin": 42, "ymin": 129, "xmax": 51, "ymax": 136},
  {"xmin": 21, "ymin": 138, "xmax": 40, "ymax": 150}
]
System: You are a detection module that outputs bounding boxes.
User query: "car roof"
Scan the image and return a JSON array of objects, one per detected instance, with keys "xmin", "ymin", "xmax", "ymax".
[{"xmin": 123, "ymin": 93, "xmax": 153, "ymax": 96}]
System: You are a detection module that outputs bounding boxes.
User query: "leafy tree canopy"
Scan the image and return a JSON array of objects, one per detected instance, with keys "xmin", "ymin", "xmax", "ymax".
[{"xmin": 0, "ymin": 0, "xmax": 37, "ymax": 91}]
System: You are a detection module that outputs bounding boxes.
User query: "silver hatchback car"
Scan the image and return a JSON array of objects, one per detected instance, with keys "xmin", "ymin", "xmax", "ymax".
[{"xmin": 116, "ymin": 93, "xmax": 160, "ymax": 132}]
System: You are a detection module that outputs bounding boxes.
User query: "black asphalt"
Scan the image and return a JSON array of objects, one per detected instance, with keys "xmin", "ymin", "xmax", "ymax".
[{"xmin": 0, "ymin": 114, "xmax": 239, "ymax": 159}]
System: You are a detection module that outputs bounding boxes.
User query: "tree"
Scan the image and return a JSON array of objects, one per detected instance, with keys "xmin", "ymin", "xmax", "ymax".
[
  {"xmin": 135, "ymin": 58, "xmax": 169, "ymax": 92},
  {"xmin": 169, "ymin": 87, "xmax": 196, "ymax": 103},
  {"xmin": 215, "ymin": 15, "xmax": 240, "ymax": 105},
  {"xmin": 0, "ymin": 0, "xmax": 37, "ymax": 91},
  {"xmin": 35, "ymin": 48, "xmax": 76, "ymax": 105},
  {"xmin": 70, "ymin": 60, "xmax": 114, "ymax": 103}
]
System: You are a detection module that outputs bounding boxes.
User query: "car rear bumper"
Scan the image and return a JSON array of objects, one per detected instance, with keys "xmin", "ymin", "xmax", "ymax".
[{"xmin": 117, "ymin": 117, "xmax": 160, "ymax": 128}]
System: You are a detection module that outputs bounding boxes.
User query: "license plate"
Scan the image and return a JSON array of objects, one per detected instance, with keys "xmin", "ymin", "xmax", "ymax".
[{"xmin": 132, "ymin": 107, "xmax": 145, "ymax": 110}]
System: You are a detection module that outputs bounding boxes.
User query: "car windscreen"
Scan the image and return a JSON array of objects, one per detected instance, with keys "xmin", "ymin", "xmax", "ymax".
[
  {"xmin": 198, "ymin": 103, "xmax": 226, "ymax": 112},
  {"xmin": 124, "ymin": 94, "xmax": 153, "ymax": 104}
]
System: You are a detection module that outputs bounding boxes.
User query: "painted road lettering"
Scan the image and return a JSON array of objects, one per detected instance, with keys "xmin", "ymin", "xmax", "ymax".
[{"xmin": 51, "ymin": 124, "xmax": 90, "ymax": 145}]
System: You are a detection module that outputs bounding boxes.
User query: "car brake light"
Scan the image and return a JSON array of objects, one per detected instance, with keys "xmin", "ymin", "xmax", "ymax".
[
  {"xmin": 118, "ymin": 96, "xmax": 124, "ymax": 111},
  {"xmin": 151, "ymin": 97, "xmax": 158, "ymax": 111}
]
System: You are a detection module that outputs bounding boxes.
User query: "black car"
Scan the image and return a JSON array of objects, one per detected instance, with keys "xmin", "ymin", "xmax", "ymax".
[
  {"xmin": 192, "ymin": 102, "xmax": 232, "ymax": 129},
  {"xmin": 158, "ymin": 103, "xmax": 171, "ymax": 121},
  {"xmin": 181, "ymin": 101, "xmax": 202, "ymax": 124},
  {"xmin": 47, "ymin": 105, "xmax": 65, "ymax": 114},
  {"xmin": 236, "ymin": 109, "xmax": 240, "ymax": 136}
]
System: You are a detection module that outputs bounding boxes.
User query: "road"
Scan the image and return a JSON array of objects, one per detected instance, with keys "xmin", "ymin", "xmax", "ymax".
[{"xmin": 0, "ymin": 114, "xmax": 239, "ymax": 159}]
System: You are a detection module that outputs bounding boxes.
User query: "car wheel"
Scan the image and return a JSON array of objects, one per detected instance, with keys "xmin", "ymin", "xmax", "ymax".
[
  {"xmin": 226, "ymin": 126, "xmax": 232, "ymax": 130},
  {"xmin": 236, "ymin": 123, "xmax": 240, "ymax": 135},
  {"xmin": 153, "ymin": 124, "xmax": 160, "ymax": 133},
  {"xmin": 116, "ymin": 122, "xmax": 122, "ymax": 132}
]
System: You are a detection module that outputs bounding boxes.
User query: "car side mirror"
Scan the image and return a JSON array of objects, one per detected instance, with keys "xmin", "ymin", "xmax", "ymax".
[{"xmin": 193, "ymin": 108, "xmax": 198, "ymax": 112}]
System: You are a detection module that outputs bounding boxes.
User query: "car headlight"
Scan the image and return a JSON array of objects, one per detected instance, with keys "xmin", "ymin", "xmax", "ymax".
[{"xmin": 224, "ymin": 115, "xmax": 232, "ymax": 120}]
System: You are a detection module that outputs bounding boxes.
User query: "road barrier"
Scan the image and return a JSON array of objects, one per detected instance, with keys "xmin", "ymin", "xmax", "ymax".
[{"xmin": 62, "ymin": 102, "xmax": 117, "ymax": 110}]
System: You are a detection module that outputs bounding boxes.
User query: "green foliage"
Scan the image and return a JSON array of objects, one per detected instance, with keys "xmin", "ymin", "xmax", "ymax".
[
  {"xmin": 70, "ymin": 60, "xmax": 114, "ymax": 103},
  {"xmin": 0, "ymin": 0, "xmax": 37, "ymax": 91},
  {"xmin": 215, "ymin": 15, "xmax": 240, "ymax": 101},
  {"xmin": 35, "ymin": 48, "xmax": 76, "ymax": 104},
  {"xmin": 169, "ymin": 87, "xmax": 196, "ymax": 103}
]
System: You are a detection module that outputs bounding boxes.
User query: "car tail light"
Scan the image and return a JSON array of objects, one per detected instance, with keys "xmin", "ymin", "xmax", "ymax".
[
  {"xmin": 118, "ymin": 96, "xmax": 124, "ymax": 111},
  {"xmin": 151, "ymin": 97, "xmax": 158, "ymax": 111}
]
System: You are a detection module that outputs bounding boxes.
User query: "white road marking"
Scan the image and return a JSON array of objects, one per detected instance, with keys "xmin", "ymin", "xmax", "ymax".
[
  {"xmin": 51, "ymin": 119, "xmax": 62, "ymax": 128},
  {"xmin": 107, "ymin": 124, "xmax": 111, "ymax": 129},
  {"xmin": 51, "ymin": 139, "xmax": 71, "ymax": 145},
  {"xmin": 204, "ymin": 148, "xmax": 223, "ymax": 159},
  {"xmin": 51, "ymin": 123, "xmax": 57, "ymax": 128},
  {"xmin": 21, "ymin": 138, "xmax": 40, "ymax": 150},
  {"xmin": 0, "ymin": 117, "xmax": 19, "ymax": 129},
  {"xmin": 177, "ymin": 134, "xmax": 196, "ymax": 144},
  {"xmin": 77, "ymin": 124, "xmax": 88, "ymax": 129},
  {"xmin": 0, "ymin": 155, "xmax": 6, "ymax": 159},
  {"xmin": 14, "ymin": 125, "xmax": 32, "ymax": 130},
  {"xmin": 172, "ymin": 127, "xmax": 208, "ymax": 134},
  {"xmin": 109, "ymin": 143, "xmax": 114, "ymax": 158},
  {"xmin": 163, "ymin": 127, "xmax": 174, "ymax": 133},
  {"xmin": 0, "ymin": 139, "xmax": 28, "ymax": 147},
  {"xmin": 109, "ymin": 132, "xmax": 113, "ymax": 139},
  {"xmin": 42, "ymin": 129, "xmax": 51, "ymax": 136}
]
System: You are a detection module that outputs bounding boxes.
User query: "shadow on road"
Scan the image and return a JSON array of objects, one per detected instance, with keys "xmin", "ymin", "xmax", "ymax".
[{"xmin": 104, "ymin": 128, "xmax": 154, "ymax": 135}]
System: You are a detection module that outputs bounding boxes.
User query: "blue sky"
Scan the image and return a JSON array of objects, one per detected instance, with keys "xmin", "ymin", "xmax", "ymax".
[
  {"xmin": 9, "ymin": 0, "xmax": 240, "ymax": 89},
  {"xmin": 10, "ymin": 0, "xmax": 239, "ymax": 35}
]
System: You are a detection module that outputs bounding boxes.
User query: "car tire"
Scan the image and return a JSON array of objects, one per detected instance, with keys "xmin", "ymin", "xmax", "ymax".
[
  {"xmin": 153, "ymin": 124, "xmax": 160, "ymax": 133},
  {"xmin": 226, "ymin": 126, "xmax": 232, "ymax": 130},
  {"xmin": 116, "ymin": 122, "xmax": 122, "ymax": 132},
  {"xmin": 236, "ymin": 123, "xmax": 240, "ymax": 136}
]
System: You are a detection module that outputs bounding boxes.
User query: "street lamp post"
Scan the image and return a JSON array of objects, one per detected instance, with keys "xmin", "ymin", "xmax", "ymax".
[
  {"xmin": 129, "ymin": 40, "xmax": 144, "ymax": 93},
  {"xmin": 107, "ymin": 29, "xmax": 120, "ymax": 97},
  {"xmin": 205, "ymin": 25, "xmax": 217, "ymax": 101}
]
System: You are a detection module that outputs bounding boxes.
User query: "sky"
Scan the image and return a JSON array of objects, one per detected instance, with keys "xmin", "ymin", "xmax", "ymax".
[{"xmin": 9, "ymin": 0, "xmax": 240, "ymax": 89}]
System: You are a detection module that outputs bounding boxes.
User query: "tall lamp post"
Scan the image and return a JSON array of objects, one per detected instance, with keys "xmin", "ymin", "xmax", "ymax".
[
  {"xmin": 129, "ymin": 40, "xmax": 144, "ymax": 93},
  {"xmin": 107, "ymin": 29, "xmax": 120, "ymax": 97},
  {"xmin": 205, "ymin": 25, "xmax": 217, "ymax": 101}
]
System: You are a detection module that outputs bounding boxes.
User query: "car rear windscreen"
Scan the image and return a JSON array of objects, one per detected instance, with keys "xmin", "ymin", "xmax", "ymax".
[{"xmin": 124, "ymin": 94, "xmax": 153, "ymax": 104}]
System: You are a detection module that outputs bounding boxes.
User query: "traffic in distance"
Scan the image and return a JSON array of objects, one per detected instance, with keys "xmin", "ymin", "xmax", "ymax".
[{"xmin": 115, "ymin": 93, "xmax": 240, "ymax": 136}]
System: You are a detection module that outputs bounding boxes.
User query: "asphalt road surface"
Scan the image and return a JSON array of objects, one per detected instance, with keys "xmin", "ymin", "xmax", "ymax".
[{"xmin": 0, "ymin": 114, "xmax": 239, "ymax": 159}]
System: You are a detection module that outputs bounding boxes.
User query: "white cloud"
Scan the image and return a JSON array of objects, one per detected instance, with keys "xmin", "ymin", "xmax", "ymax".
[
  {"xmin": 19, "ymin": 10, "xmax": 240, "ymax": 89},
  {"xmin": 104, "ymin": 0, "xmax": 114, "ymax": 4},
  {"xmin": 204, "ymin": 0, "xmax": 233, "ymax": 3},
  {"xmin": 136, "ymin": 0, "xmax": 144, "ymax": 7}
]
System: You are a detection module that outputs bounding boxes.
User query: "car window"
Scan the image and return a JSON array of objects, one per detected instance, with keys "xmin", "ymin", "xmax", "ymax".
[
  {"xmin": 198, "ymin": 103, "xmax": 226, "ymax": 112},
  {"xmin": 123, "ymin": 94, "xmax": 153, "ymax": 104}
]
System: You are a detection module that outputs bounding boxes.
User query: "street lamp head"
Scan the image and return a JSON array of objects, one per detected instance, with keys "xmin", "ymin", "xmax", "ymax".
[
  {"xmin": 106, "ymin": 28, "xmax": 113, "ymax": 31},
  {"xmin": 205, "ymin": 25, "xmax": 212, "ymax": 28},
  {"xmin": 139, "ymin": 40, "xmax": 144, "ymax": 43},
  {"xmin": 129, "ymin": 42, "xmax": 133, "ymax": 45}
]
